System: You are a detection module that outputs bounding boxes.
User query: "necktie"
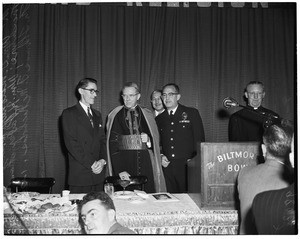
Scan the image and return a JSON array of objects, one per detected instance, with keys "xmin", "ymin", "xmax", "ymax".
[{"xmin": 87, "ymin": 107, "xmax": 94, "ymax": 128}]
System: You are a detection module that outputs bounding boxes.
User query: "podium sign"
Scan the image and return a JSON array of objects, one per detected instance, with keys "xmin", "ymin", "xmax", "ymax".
[{"xmin": 188, "ymin": 142, "xmax": 261, "ymax": 209}]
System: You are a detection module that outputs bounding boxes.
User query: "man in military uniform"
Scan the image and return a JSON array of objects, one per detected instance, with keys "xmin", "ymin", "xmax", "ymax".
[{"xmin": 156, "ymin": 83, "xmax": 205, "ymax": 193}]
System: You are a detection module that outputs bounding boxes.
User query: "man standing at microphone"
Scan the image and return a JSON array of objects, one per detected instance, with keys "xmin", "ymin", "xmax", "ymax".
[{"xmin": 228, "ymin": 81, "xmax": 279, "ymax": 142}]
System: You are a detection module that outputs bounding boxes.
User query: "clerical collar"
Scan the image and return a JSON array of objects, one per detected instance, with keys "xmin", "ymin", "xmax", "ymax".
[
  {"xmin": 79, "ymin": 101, "xmax": 91, "ymax": 115},
  {"xmin": 248, "ymin": 105, "xmax": 261, "ymax": 110},
  {"xmin": 125, "ymin": 105, "xmax": 138, "ymax": 111},
  {"xmin": 168, "ymin": 105, "xmax": 178, "ymax": 115}
]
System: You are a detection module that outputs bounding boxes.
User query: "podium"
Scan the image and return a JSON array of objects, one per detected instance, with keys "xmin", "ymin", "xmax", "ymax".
[{"xmin": 188, "ymin": 142, "xmax": 261, "ymax": 209}]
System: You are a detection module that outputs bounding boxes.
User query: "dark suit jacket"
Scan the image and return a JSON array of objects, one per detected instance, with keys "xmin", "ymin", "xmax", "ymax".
[
  {"xmin": 62, "ymin": 103, "xmax": 106, "ymax": 186},
  {"xmin": 237, "ymin": 160, "xmax": 290, "ymax": 234},
  {"xmin": 107, "ymin": 222, "xmax": 136, "ymax": 234},
  {"xmin": 252, "ymin": 184, "xmax": 296, "ymax": 234},
  {"xmin": 228, "ymin": 106, "xmax": 279, "ymax": 142},
  {"xmin": 156, "ymin": 103, "xmax": 205, "ymax": 160}
]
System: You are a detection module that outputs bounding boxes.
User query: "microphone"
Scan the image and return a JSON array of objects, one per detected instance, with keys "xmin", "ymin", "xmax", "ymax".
[
  {"xmin": 222, "ymin": 96, "xmax": 293, "ymax": 129},
  {"xmin": 223, "ymin": 97, "xmax": 239, "ymax": 109}
]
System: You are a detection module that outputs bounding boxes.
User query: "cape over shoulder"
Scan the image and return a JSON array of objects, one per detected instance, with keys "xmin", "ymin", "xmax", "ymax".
[
  {"xmin": 139, "ymin": 105, "xmax": 151, "ymax": 111},
  {"xmin": 107, "ymin": 105, "xmax": 123, "ymax": 117}
]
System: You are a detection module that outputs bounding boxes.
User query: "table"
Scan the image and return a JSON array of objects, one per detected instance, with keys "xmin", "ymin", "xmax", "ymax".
[{"xmin": 4, "ymin": 193, "xmax": 238, "ymax": 234}]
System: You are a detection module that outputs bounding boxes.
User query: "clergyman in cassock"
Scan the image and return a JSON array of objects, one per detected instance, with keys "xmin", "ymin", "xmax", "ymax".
[{"xmin": 106, "ymin": 82, "xmax": 166, "ymax": 193}]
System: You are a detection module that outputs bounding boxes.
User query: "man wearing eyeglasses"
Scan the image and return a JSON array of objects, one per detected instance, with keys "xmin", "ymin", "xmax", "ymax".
[
  {"xmin": 228, "ymin": 81, "xmax": 279, "ymax": 142},
  {"xmin": 61, "ymin": 78, "xmax": 107, "ymax": 193},
  {"xmin": 106, "ymin": 82, "xmax": 166, "ymax": 193},
  {"xmin": 156, "ymin": 83, "xmax": 205, "ymax": 193}
]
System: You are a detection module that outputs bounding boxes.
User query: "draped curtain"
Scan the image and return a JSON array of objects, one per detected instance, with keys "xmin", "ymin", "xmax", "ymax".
[{"xmin": 3, "ymin": 3, "xmax": 296, "ymax": 192}]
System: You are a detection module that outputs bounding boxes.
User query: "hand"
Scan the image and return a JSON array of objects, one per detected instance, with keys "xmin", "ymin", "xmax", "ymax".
[
  {"xmin": 91, "ymin": 159, "xmax": 106, "ymax": 174},
  {"xmin": 119, "ymin": 171, "xmax": 131, "ymax": 180},
  {"xmin": 161, "ymin": 154, "xmax": 170, "ymax": 168},
  {"xmin": 140, "ymin": 132, "xmax": 149, "ymax": 143}
]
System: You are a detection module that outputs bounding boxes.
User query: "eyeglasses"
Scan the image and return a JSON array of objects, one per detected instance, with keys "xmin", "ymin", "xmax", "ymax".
[
  {"xmin": 122, "ymin": 93, "xmax": 139, "ymax": 99},
  {"xmin": 82, "ymin": 88, "xmax": 99, "ymax": 94},
  {"xmin": 162, "ymin": 92, "xmax": 179, "ymax": 98}
]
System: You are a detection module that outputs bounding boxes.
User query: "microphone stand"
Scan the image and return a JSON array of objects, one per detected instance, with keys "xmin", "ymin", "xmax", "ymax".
[{"xmin": 223, "ymin": 97, "xmax": 283, "ymax": 128}]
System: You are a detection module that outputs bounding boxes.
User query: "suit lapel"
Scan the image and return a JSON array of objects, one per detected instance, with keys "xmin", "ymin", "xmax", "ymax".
[{"xmin": 76, "ymin": 103, "xmax": 95, "ymax": 136}]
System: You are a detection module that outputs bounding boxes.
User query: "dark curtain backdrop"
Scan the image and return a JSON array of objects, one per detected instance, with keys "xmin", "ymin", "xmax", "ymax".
[{"xmin": 3, "ymin": 3, "xmax": 296, "ymax": 193}]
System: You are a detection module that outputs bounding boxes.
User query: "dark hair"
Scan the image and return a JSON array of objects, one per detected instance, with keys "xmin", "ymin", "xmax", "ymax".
[
  {"xmin": 75, "ymin": 78, "xmax": 98, "ymax": 100},
  {"xmin": 245, "ymin": 81, "xmax": 264, "ymax": 92},
  {"xmin": 162, "ymin": 83, "xmax": 180, "ymax": 93},
  {"xmin": 78, "ymin": 191, "xmax": 116, "ymax": 212},
  {"xmin": 150, "ymin": 90, "xmax": 162, "ymax": 100},
  {"xmin": 263, "ymin": 123, "xmax": 293, "ymax": 158},
  {"xmin": 122, "ymin": 82, "xmax": 140, "ymax": 94}
]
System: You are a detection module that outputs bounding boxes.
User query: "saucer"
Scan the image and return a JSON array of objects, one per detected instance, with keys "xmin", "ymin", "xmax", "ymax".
[
  {"xmin": 128, "ymin": 196, "xmax": 146, "ymax": 203},
  {"xmin": 114, "ymin": 191, "xmax": 134, "ymax": 199}
]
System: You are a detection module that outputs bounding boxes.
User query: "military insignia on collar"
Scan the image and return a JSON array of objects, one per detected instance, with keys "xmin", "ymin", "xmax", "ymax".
[{"xmin": 179, "ymin": 112, "xmax": 190, "ymax": 123}]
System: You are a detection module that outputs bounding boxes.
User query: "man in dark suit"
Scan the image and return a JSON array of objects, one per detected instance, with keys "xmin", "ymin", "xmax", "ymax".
[
  {"xmin": 156, "ymin": 83, "xmax": 205, "ymax": 193},
  {"xmin": 237, "ymin": 123, "xmax": 293, "ymax": 234},
  {"xmin": 252, "ymin": 134, "xmax": 296, "ymax": 234},
  {"xmin": 62, "ymin": 78, "xmax": 107, "ymax": 193},
  {"xmin": 229, "ymin": 81, "xmax": 279, "ymax": 142},
  {"xmin": 79, "ymin": 191, "xmax": 135, "ymax": 234},
  {"xmin": 150, "ymin": 90, "xmax": 165, "ymax": 117}
]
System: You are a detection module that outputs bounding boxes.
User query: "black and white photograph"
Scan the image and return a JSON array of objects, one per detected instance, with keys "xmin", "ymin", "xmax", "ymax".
[
  {"xmin": 152, "ymin": 192, "xmax": 179, "ymax": 202},
  {"xmin": 2, "ymin": 0, "xmax": 297, "ymax": 236}
]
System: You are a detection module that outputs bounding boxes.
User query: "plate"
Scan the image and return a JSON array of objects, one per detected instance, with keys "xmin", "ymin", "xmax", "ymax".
[
  {"xmin": 128, "ymin": 196, "xmax": 146, "ymax": 203},
  {"xmin": 114, "ymin": 191, "xmax": 135, "ymax": 199}
]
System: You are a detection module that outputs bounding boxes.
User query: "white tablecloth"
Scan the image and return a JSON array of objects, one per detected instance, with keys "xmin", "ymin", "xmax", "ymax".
[{"xmin": 4, "ymin": 193, "xmax": 238, "ymax": 234}]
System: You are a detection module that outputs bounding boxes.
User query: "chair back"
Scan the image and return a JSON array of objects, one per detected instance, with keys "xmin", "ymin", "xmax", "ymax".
[
  {"xmin": 10, "ymin": 177, "xmax": 56, "ymax": 194},
  {"xmin": 104, "ymin": 175, "xmax": 148, "ymax": 191}
]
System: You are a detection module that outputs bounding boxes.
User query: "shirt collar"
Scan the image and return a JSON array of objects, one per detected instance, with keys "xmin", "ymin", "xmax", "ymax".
[
  {"xmin": 155, "ymin": 109, "xmax": 165, "ymax": 116},
  {"xmin": 248, "ymin": 105, "xmax": 262, "ymax": 110},
  {"xmin": 168, "ymin": 105, "xmax": 178, "ymax": 115},
  {"xmin": 79, "ymin": 101, "xmax": 91, "ymax": 115}
]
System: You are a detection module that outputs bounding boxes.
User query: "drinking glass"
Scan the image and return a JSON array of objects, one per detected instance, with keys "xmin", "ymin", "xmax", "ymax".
[{"xmin": 119, "ymin": 180, "xmax": 130, "ymax": 195}]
